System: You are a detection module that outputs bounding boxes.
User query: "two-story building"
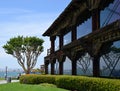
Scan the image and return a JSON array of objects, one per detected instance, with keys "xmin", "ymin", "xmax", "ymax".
[{"xmin": 43, "ymin": 0, "xmax": 120, "ymax": 77}]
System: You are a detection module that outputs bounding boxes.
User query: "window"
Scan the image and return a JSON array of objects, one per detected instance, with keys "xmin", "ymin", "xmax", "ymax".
[
  {"xmin": 77, "ymin": 17, "xmax": 92, "ymax": 39},
  {"xmin": 64, "ymin": 31, "xmax": 71, "ymax": 45},
  {"xmin": 100, "ymin": 0, "xmax": 120, "ymax": 27},
  {"xmin": 55, "ymin": 36, "xmax": 59, "ymax": 51}
]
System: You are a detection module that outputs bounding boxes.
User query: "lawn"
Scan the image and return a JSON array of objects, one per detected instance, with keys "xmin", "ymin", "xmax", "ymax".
[
  {"xmin": 0, "ymin": 78, "xmax": 4, "ymax": 80},
  {"xmin": 0, "ymin": 82, "xmax": 69, "ymax": 91}
]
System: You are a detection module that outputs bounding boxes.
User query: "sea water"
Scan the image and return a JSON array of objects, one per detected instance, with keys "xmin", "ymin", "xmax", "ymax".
[{"xmin": 0, "ymin": 71, "xmax": 21, "ymax": 78}]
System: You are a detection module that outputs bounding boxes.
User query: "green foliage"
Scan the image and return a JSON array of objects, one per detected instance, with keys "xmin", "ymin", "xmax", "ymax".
[
  {"xmin": 111, "ymin": 46, "xmax": 120, "ymax": 53},
  {"xmin": 3, "ymin": 36, "xmax": 44, "ymax": 55},
  {"xmin": 56, "ymin": 76, "xmax": 120, "ymax": 91},
  {"xmin": 3, "ymin": 36, "xmax": 44, "ymax": 74},
  {"xmin": 20, "ymin": 75, "xmax": 120, "ymax": 91},
  {"xmin": 20, "ymin": 74, "xmax": 56, "ymax": 84}
]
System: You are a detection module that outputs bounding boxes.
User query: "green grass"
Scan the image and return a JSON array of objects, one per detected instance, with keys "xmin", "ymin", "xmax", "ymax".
[
  {"xmin": 0, "ymin": 78, "xmax": 4, "ymax": 80},
  {"xmin": 0, "ymin": 82, "xmax": 68, "ymax": 91}
]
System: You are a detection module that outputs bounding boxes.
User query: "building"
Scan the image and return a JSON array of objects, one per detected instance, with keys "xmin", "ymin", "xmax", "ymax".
[
  {"xmin": 40, "ymin": 65, "xmax": 45, "ymax": 72},
  {"xmin": 43, "ymin": 0, "xmax": 120, "ymax": 77}
]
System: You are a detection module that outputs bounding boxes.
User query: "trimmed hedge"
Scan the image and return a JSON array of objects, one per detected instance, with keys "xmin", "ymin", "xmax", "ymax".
[
  {"xmin": 20, "ymin": 74, "xmax": 56, "ymax": 84},
  {"xmin": 56, "ymin": 76, "xmax": 120, "ymax": 91},
  {"xmin": 20, "ymin": 75, "xmax": 120, "ymax": 91}
]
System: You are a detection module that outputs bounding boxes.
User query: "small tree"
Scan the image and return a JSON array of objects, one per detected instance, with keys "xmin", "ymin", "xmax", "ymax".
[
  {"xmin": 3, "ymin": 36, "xmax": 44, "ymax": 74},
  {"xmin": 77, "ymin": 53, "xmax": 91, "ymax": 75},
  {"xmin": 101, "ymin": 46, "xmax": 120, "ymax": 76}
]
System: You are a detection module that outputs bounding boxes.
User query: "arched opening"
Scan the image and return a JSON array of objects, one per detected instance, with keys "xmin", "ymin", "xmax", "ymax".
[
  {"xmin": 100, "ymin": 40, "xmax": 120, "ymax": 77},
  {"xmin": 63, "ymin": 56, "xmax": 72, "ymax": 75},
  {"xmin": 77, "ymin": 53, "xmax": 93, "ymax": 76}
]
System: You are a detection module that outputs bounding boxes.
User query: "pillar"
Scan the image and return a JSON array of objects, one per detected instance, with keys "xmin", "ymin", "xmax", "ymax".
[
  {"xmin": 51, "ymin": 59, "xmax": 56, "ymax": 75},
  {"xmin": 72, "ymin": 26, "xmax": 77, "ymax": 41},
  {"xmin": 71, "ymin": 26, "xmax": 77, "ymax": 75},
  {"xmin": 51, "ymin": 63, "xmax": 55, "ymax": 75},
  {"xmin": 93, "ymin": 55, "xmax": 100, "ymax": 77},
  {"xmin": 59, "ymin": 61, "xmax": 63, "ymax": 75},
  {"xmin": 92, "ymin": 9, "xmax": 100, "ymax": 77},
  {"xmin": 92, "ymin": 9, "xmax": 100, "ymax": 32},
  {"xmin": 45, "ymin": 62, "xmax": 49, "ymax": 74},
  {"xmin": 72, "ymin": 59, "xmax": 77, "ymax": 75},
  {"xmin": 59, "ymin": 35, "xmax": 63, "ymax": 50},
  {"xmin": 50, "ymin": 36, "xmax": 56, "ymax": 54},
  {"xmin": 57, "ymin": 55, "xmax": 65, "ymax": 75}
]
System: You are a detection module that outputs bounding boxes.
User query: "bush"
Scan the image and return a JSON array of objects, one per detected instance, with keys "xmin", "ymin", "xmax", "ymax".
[
  {"xmin": 56, "ymin": 76, "xmax": 120, "ymax": 91},
  {"xmin": 20, "ymin": 74, "xmax": 56, "ymax": 84},
  {"xmin": 20, "ymin": 75, "xmax": 120, "ymax": 91}
]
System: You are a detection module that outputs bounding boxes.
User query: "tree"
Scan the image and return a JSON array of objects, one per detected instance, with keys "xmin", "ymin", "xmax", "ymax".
[
  {"xmin": 3, "ymin": 36, "xmax": 44, "ymax": 74},
  {"xmin": 101, "ymin": 46, "xmax": 120, "ymax": 76},
  {"xmin": 31, "ymin": 68, "xmax": 45, "ymax": 74},
  {"xmin": 77, "ymin": 53, "xmax": 91, "ymax": 75}
]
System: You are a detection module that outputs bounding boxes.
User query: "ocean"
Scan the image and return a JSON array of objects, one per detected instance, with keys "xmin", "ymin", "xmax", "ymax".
[{"xmin": 0, "ymin": 71, "xmax": 21, "ymax": 78}]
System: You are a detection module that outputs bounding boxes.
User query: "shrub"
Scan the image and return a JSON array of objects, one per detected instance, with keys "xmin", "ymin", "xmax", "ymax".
[
  {"xmin": 20, "ymin": 75, "xmax": 120, "ymax": 91},
  {"xmin": 56, "ymin": 76, "xmax": 120, "ymax": 91},
  {"xmin": 20, "ymin": 74, "xmax": 56, "ymax": 84}
]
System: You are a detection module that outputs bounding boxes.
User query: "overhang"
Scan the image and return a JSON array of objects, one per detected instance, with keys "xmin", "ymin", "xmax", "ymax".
[{"xmin": 42, "ymin": 0, "xmax": 114, "ymax": 36}]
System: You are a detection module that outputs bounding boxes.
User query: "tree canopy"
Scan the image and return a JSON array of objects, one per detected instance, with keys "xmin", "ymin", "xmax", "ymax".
[{"xmin": 3, "ymin": 36, "xmax": 44, "ymax": 74}]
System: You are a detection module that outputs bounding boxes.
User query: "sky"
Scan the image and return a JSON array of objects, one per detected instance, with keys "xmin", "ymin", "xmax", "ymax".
[{"xmin": 0, "ymin": 0, "xmax": 71, "ymax": 70}]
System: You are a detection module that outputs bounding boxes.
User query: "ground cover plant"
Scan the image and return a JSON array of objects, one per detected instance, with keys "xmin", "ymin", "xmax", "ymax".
[{"xmin": 0, "ymin": 82, "xmax": 69, "ymax": 91}]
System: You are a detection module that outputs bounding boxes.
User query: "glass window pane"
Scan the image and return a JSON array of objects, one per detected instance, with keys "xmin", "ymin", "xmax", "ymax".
[
  {"xmin": 55, "ymin": 36, "xmax": 59, "ymax": 51},
  {"xmin": 100, "ymin": 0, "xmax": 120, "ymax": 27},
  {"xmin": 64, "ymin": 31, "xmax": 71, "ymax": 45},
  {"xmin": 77, "ymin": 18, "xmax": 92, "ymax": 39}
]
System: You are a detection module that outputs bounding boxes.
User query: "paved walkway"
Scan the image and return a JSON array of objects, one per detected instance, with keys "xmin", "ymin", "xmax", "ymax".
[{"xmin": 0, "ymin": 80, "xmax": 19, "ymax": 84}]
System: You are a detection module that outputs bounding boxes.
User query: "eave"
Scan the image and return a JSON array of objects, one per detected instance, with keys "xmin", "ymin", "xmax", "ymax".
[{"xmin": 42, "ymin": 0, "xmax": 114, "ymax": 37}]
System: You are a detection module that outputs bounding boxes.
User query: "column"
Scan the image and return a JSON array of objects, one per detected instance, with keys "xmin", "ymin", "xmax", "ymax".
[
  {"xmin": 92, "ymin": 9, "xmax": 100, "ymax": 32},
  {"xmin": 58, "ymin": 56, "xmax": 66, "ymax": 75},
  {"xmin": 72, "ymin": 59, "xmax": 77, "ymax": 75},
  {"xmin": 92, "ymin": 9, "xmax": 100, "ymax": 77},
  {"xmin": 50, "ymin": 36, "xmax": 56, "ymax": 54},
  {"xmin": 93, "ymin": 55, "xmax": 100, "ymax": 77},
  {"xmin": 72, "ymin": 26, "xmax": 77, "ymax": 41},
  {"xmin": 45, "ymin": 62, "xmax": 49, "ymax": 74},
  {"xmin": 59, "ymin": 61, "xmax": 63, "ymax": 75},
  {"xmin": 59, "ymin": 35, "xmax": 63, "ymax": 50},
  {"xmin": 51, "ymin": 63, "xmax": 55, "ymax": 75},
  {"xmin": 51, "ymin": 59, "xmax": 56, "ymax": 75}
]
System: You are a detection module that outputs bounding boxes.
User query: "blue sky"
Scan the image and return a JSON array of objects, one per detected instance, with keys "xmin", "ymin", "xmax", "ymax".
[{"xmin": 0, "ymin": 0, "xmax": 71, "ymax": 69}]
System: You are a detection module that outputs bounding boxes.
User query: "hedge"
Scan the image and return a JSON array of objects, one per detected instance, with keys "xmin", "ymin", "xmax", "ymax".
[
  {"xmin": 20, "ymin": 75, "xmax": 120, "ymax": 91},
  {"xmin": 20, "ymin": 74, "xmax": 56, "ymax": 84}
]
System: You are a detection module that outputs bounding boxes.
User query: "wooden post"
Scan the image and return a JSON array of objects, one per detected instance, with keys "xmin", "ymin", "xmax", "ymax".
[
  {"xmin": 59, "ymin": 35, "xmax": 63, "ymax": 50},
  {"xmin": 59, "ymin": 61, "xmax": 63, "ymax": 75},
  {"xmin": 93, "ymin": 56, "xmax": 100, "ymax": 77},
  {"xmin": 45, "ymin": 61, "xmax": 49, "ymax": 74},
  {"xmin": 92, "ymin": 9, "xmax": 100, "ymax": 77},
  {"xmin": 72, "ymin": 59, "xmax": 77, "ymax": 75},
  {"xmin": 72, "ymin": 26, "xmax": 77, "ymax": 41},
  {"xmin": 50, "ymin": 36, "xmax": 56, "ymax": 54},
  {"xmin": 92, "ymin": 9, "xmax": 100, "ymax": 32},
  {"xmin": 51, "ymin": 59, "xmax": 56, "ymax": 75},
  {"xmin": 51, "ymin": 63, "xmax": 55, "ymax": 75}
]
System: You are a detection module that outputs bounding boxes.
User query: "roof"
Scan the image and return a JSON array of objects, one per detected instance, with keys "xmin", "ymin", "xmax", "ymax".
[{"xmin": 43, "ymin": 0, "xmax": 114, "ymax": 36}]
